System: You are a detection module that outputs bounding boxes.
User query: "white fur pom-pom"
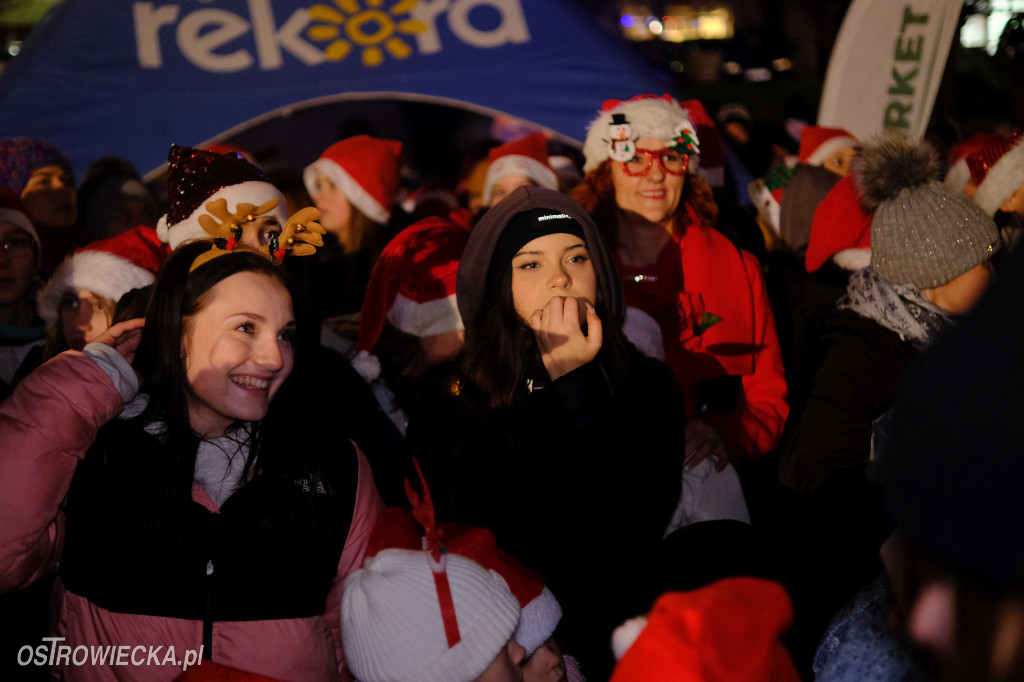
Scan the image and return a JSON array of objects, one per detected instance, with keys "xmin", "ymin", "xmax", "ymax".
[
  {"xmin": 833, "ymin": 247, "xmax": 872, "ymax": 272},
  {"xmin": 611, "ymin": 615, "xmax": 648, "ymax": 661},
  {"xmin": 351, "ymin": 350, "xmax": 382, "ymax": 383},
  {"xmin": 156, "ymin": 214, "xmax": 170, "ymax": 244}
]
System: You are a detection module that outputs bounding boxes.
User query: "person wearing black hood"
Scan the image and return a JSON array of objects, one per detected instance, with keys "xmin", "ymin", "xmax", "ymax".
[{"xmin": 403, "ymin": 186, "xmax": 685, "ymax": 678}]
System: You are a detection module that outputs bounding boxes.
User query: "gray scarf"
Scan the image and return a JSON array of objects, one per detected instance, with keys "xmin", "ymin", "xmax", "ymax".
[{"xmin": 839, "ymin": 267, "xmax": 954, "ymax": 347}]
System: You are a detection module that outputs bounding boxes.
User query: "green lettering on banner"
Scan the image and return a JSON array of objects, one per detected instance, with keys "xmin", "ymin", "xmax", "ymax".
[{"xmin": 883, "ymin": 5, "xmax": 928, "ymax": 131}]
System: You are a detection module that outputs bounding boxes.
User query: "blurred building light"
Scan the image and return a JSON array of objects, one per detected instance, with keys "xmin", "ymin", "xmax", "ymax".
[
  {"xmin": 651, "ymin": 5, "xmax": 733, "ymax": 42},
  {"xmin": 670, "ymin": 60, "xmax": 685, "ymax": 73},
  {"xmin": 7, "ymin": 42, "xmax": 21, "ymax": 57},
  {"xmin": 649, "ymin": 18, "xmax": 664, "ymax": 35},
  {"xmin": 745, "ymin": 67, "xmax": 772, "ymax": 82},
  {"xmin": 772, "ymin": 57, "xmax": 792, "ymax": 71},
  {"xmin": 723, "ymin": 60, "xmax": 742, "ymax": 75},
  {"xmin": 620, "ymin": 4, "xmax": 654, "ymax": 41}
]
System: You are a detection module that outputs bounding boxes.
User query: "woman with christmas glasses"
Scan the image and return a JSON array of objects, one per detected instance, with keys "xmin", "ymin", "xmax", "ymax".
[
  {"xmin": 0, "ymin": 226, "xmax": 383, "ymax": 680},
  {"xmin": 571, "ymin": 95, "xmax": 788, "ymax": 468}
]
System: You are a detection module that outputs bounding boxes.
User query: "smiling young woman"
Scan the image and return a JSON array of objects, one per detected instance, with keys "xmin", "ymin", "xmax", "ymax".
[{"xmin": 0, "ymin": 241, "xmax": 383, "ymax": 681}]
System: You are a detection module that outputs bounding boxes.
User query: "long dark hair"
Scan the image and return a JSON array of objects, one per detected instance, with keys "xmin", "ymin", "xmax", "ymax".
[
  {"xmin": 458, "ymin": 243, "xmax": 632, "ymax": 410},
  {"xmin": 130, "ymin": 242, "xmax": 289, "ymax": 487}
]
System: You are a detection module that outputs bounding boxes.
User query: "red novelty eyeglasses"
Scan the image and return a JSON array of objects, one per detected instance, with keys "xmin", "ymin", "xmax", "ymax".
[{"xmin": 619, "ymin": 148, "xmax": 689, "ymax": 177}]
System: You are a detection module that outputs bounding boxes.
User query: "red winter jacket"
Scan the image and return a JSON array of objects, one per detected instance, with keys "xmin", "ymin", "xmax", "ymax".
[
  {"xmin": 616, "ymin": 211, "xmax": 788, "ymax": 458},
  {"xmin": 0, "ymin": 351, "xmax": 383, "ymax": 681}
]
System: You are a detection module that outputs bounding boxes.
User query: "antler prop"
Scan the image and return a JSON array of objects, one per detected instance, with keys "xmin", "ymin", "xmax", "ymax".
[{"xmin": 261, "ymin": 206, "xmax": 325, "ymax": 261}]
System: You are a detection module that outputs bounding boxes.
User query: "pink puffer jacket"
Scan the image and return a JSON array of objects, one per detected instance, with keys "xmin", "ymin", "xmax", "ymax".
[{"xmin": 0, "ymin": 351, "xmax": 384, "ymax": 681}]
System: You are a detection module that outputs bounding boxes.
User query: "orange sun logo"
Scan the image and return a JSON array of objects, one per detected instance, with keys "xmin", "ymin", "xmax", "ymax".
[{"xmin": 307, "ymin": 0, "xmax": 427, "ymax": 67}]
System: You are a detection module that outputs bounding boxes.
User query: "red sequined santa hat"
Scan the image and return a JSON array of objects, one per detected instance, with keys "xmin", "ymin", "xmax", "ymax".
[
  {"xmin": 945, "ymin": 132, "xmax": 1002, "ymax": 193},
  {"xmin": 482, "ymin": 133, "xmax": 559, "ymax": 205},
  {"xmin": 0, "ymin": 187, "xmax": 37, "ymax": 241},
  {"xmin": 610, "ymin": 578, "xmax": 801, "ymax": 682},
  {"xmin": 156, "ymin": 145, "xmax": 286, "ymax": 250},
  {"xmin": 799, "ymin": 126, "xmax": 858, "ymax": 166},
  {"xmin": 352, "ymin": 216, "xmax": 470, "ymax": 381},
  {"xmin": 303, "ymin": 135, "xmax": 403, "ymax": 224},
  {"xmin": 37, "ymin": 226, "xmax": 169, "ymax": 324},
  {"xmin": 968, "ymin": 132, "xmax": 1024, "ymax": 215}
]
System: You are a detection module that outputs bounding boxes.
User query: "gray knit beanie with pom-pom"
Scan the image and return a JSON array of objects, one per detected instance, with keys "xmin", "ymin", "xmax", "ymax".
[{"xmin": 854, "ymin": 132, "xmax": 1000, "ymax": 289}]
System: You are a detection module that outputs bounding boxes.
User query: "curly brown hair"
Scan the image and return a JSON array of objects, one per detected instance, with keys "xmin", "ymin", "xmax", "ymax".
[{"xmin": 569, "ymin": 159, "xmax": 719, "ymax": 247}]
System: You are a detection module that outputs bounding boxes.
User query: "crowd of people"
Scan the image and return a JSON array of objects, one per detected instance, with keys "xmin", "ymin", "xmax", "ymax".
[{"xmin": 0, "ymin": 92, "xmax": 1022, "ymax": 682}]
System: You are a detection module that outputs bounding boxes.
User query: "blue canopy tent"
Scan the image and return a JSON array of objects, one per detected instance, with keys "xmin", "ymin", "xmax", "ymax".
[{"xmin": 0, "ymin": 0, "xmax": 668, "ymax": 179}]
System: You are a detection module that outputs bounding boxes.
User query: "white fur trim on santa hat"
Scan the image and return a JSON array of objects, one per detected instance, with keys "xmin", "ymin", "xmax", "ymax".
[
  {"xmin": 974, "ymin": 139, "xmax": 1024, "ymax": 216},
  {"xmin": 806, "ymin": 135, "xmax": 857, "ymax": 167},
  {"xmin": 37, "ymin": 251, "xmax": 155, "ymax": 324},
  {"xmin": 388, "ymin": 292, "xmax": 464, "ymax": 339},
  {"xmin": 159, "ymin": 180, "xmax": 287, "ymax": 250},
  {"xmin": 482, "ymin": 156, "xmax": 559, "ymax": 205},
  {"xmin": 623, "ymin": 306, "xmax": 665, "ymax": 361},
  {"xmin": 832, "ymin": 247, "xmax": 872, "ymax": 272},
  {"xmin": 583, "ymin": 97, "xmax": 697, "ymax": 173},
  {"xmin": 0, "ymin": 207, "xmax": 37, "ymax": 241},
  {"xmin": 945, "ymin": 157, "xmax": 972, "ymax": 194},
  {"xmin": 304, "ymin": 158, "xmax": 391, "ymax": 224},
  {"xmin": 748, "ymin": 179, "xmax": 781, "ymax": 236},
  {"xmin": 350, "ymin": 349, "xmax": 382, "ymax": 383},
  {"xmin": 611, "ymin": 615, "xmax": 649, "ymax": 661},
  {"xmin": 514, "ymin": 586, "xmax": 563, "ymax": 655}
]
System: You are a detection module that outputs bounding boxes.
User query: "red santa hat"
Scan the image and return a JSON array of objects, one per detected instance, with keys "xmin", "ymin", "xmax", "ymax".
[
  {"xmin": 798, "ymin": 126, "xmax": 858, "ymax": 166},
  {"xmin": 945, "ymin": 132, "xmax": 1002, "ymax": 193},
  {"xmin": 156, "ymin": 145, "xmax": 286, "ymax": 250},
  {"xmin": 482, "ymin": 133, "xmax": 559, "ymax": 205},
  {"xmin": 968, "ymin": 133, "xmax": 1024, "ymax": 215},
  {"xmin": 681, "ymin": 99, "xmax": 724, "ymax": 188},
  {"xmin": 37, "ymin": 226, "xmax": 169, "ymax": 324},
  {"xmin": 804, "ymin": 174, "xmax": 872, "ymax": 273},
  {"xmin": 610, "ymin": 578, "xmax": 801, "ymax": 682},
  {"xmin": 353, "ymin": 216, "xmax": 470, "ymax": 381},
  {"xmin": 0, "ymin": 187, "xmax": 37, "ymax": 241},
  {"xmin": 303, "ymin": 135, "xmax": 403, "ymax": 224}
]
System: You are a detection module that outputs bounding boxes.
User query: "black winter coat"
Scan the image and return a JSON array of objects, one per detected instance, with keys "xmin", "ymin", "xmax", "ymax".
[
  {"xmin": 779, "ymin": 308, "xmax": 917, "ymax": 495},
  {"xmin": 403, "ymin": 347, "xmax": 684, "ymax": 678}
]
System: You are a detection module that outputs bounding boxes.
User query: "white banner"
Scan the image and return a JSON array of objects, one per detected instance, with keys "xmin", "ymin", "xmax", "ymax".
[{"xmin": 818, "ymin": 0, "xmax": 964, "ymax": 141}]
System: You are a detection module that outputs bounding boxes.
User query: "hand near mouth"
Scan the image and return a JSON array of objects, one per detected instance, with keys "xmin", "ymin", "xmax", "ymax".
[{"xmin": 529, "ymin": 296, "xmax": 603, "ymax": 382}]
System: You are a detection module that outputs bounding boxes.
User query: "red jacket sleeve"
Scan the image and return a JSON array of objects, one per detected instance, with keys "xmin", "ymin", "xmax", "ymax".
[
  {"xmin": 0, "ymin": 351, "xmax": 123, "ymax": 591},
  {"xmin": 707, "ymin": 252, "xmax": 789, "ymax": 458}
]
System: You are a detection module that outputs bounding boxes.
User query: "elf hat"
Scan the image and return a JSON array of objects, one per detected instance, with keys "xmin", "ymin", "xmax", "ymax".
[
  {"xmin": 945, "ymin": 132, "xmax": 1002, "ymax": 193},
  {"xmin": 352, "ymin": 216, "xmax": 470, "ymax": 381},
  {"xmin": 0, "ymin": 187, "xmax": 37, "ymax": 241},
  {"xmin": 968, "ymin": 133, "xmax": 1024, "ymax": 215},
  {"xmin": 582, "ymin": 94, "xmax": 699, "ymax": 173},
  {"xmin": 37, "ymin": 225, "xmax": 168, "ymax": 324},
  {"xmin": 482, "ymin": 133, "xmax": 559, "ymax": 205},
  {"xmin": 798, "ymin": 126, "xmax": 857, "ymax": 166},
  {"xmin": 304, "ymin": 135, "xmax": 403, "ymax": 224},
  {"xmin": 366, "ymin": 507, "xmax": 562, "ymax": 656},
  {"xmin": 156, "ymin": 145, "xmax": 286, "ymax": 250},
  {"xmin": 681, "ymin": 99, "xmax": 724, "ymax": 187},
  {"xmin": 609, "ymin": 578, "xmax": 800, "ymax": 682}
]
